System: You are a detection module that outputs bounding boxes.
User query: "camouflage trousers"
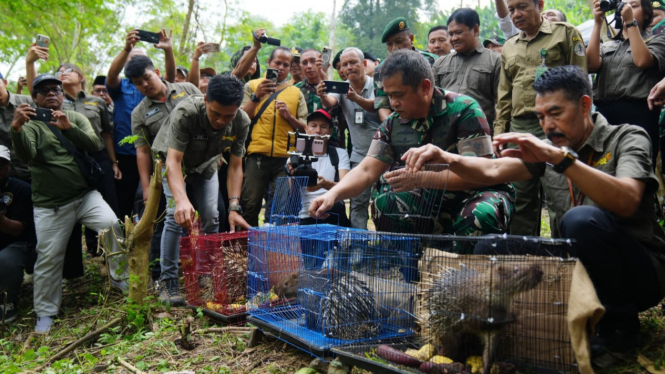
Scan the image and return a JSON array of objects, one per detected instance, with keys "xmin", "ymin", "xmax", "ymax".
[{"xmin": 371, "ymin": 186, "xmax": 515, "ymax": 236}]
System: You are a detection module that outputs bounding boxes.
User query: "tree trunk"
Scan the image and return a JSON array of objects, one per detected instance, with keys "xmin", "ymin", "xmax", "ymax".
[
  {"xmin": 328, "ymin": 0, "xmax": 337, "ymax": 78},
  {"xmin": 179, "ymin": 0, "xmax": 196, "ymax": 56},
  {"xmin": 126, "ymin": 160, "xmax": 163, "ymax": 304}
]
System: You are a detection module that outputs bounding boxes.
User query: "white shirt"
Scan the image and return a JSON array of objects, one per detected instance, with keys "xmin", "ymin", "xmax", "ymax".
[
  {"xmin": 497, "ymin": 13, "xmax": 520, "ymax": 39},
  {"xmin": 287, "ymin": 147, "xmax": 351, "ymax": 218}
]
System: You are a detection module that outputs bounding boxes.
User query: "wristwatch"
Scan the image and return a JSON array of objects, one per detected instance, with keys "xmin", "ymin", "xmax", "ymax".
[
  {"xmin": 626, "ymin": 19, "xmax": 639, "ymax": 28},
  {"xmin": 250, "ymin": 93, "xmax": 260, "ymax": 103},
  {"xmin": 228, "ymin": 202, "xmax": 243, "ymax": 214},
  {"xmin": 550, "ymin": 146, "xmax": 578, "ymax": 173}
]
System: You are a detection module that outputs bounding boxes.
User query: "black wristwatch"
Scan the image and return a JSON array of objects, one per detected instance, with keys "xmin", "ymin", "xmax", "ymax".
[
  {"xmin": 250, "ymin": 93, "xmax": 260, "ymax": 103},
  {"xmin": 626, "ymin": 19, "xmax": 638, "ymax": 28},
  {"xmin": 550, "ymin": 147, "xmax": 578, "ymax": 173}
]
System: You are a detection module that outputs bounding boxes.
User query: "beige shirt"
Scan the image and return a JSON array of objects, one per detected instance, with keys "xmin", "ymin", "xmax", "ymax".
[
  {"xmin": 131, "ymin": 81, "xmax": 201, "ymax": 147},
  {"xmin": 496, "ymin": 19, "xmax": 588, "ymax": 134},
  {"xmin": 433, "ymin": 44, "xmax": 501, "ymax": 125}
]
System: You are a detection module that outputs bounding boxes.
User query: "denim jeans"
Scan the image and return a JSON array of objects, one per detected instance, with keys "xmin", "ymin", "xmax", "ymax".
[{"xmin": 160, "ymin": 169, "xmax": 219, "ymax": 281}]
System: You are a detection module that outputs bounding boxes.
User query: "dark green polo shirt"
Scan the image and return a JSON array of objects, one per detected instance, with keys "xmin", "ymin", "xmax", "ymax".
[{"xmin": 152, "ymin": 95, "xmax": 250, "ymax": 179}]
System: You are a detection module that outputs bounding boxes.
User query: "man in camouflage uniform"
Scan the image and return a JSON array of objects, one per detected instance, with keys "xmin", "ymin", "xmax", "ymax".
[
  {"xmin": 374, "ymin": 17, "xmax": 439, "ymax": 122},
  {"xmin": 309, "ymin": 50, "xmax": 514, "ymax": 237}
]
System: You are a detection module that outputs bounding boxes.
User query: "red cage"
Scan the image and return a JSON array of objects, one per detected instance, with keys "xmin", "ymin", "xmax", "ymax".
[{"xmin": 180, "ymin": 231, "xmax": 249, "ymax": 321}]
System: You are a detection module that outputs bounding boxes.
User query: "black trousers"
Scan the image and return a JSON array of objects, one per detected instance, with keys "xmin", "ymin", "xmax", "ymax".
[
  {"xmin": 595, "ymin": 99, "xmax": 660, "ymax": 168},
  {"xmin": 476, "ymin": 205, "xmax": 662, "ymax": 331}
]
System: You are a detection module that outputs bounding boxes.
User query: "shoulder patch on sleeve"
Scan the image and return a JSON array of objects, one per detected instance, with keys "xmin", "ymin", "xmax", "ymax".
[{"xmin": 574, "ymin": 42, "xmax": 585, "ymax": 56}]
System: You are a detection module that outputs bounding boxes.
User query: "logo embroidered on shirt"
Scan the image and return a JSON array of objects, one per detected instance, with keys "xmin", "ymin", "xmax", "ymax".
[
  {"xmin": 83, "ymin": 101, "xmax": 98, "ymax": 106},
  {"xmin": 145, "ymin": 107, "xmax": 160, "ymax": 117},
  {"xmin": 592, "ymin": 152, "xmax": 612, "ymax": 167},
  {"xmin": 193, "ymin": 134, "xmax": 209, "ymax": 140},
  {"xmin": 221, "ymin": 136, "xmax": 237, "ymax": 141},
  {"xmin": 172, "ymin": 91, "xmax": 187, "ymax": 100}
]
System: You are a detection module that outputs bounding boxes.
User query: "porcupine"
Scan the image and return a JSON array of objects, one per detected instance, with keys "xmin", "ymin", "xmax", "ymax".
[
  {"xmin": 423, "ymin": 263, "xmax": 543, "ymax": 374},
  {"xmin": 222, "ymin": 239, "xmax": 248, "ymax": 303}
]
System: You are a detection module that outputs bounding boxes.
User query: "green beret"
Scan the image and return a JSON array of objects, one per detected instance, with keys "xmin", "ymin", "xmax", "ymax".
[
  {"xmin": 381, "ymin": 17, "xmax": 410, "ymax": 43},
  {"xmin": 654, "ymin": 0, "xmax": 665, "ymax": 10}
]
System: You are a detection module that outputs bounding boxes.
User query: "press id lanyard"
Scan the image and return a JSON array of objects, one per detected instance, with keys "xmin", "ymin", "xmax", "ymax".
[{"xmin": 535, "ymin": 49, "xmax": 548, "ymax": 82}]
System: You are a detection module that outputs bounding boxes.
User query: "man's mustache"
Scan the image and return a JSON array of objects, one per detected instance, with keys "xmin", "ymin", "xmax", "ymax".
[{"xmin": 546, "ymin": 131, "xmax": 566, "ymax": 141}]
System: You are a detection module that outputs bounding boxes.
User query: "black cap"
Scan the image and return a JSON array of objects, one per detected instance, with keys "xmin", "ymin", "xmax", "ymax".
[
  {"xmin": 176, "ymin": 66, "xmax": 189, "ymax": 76},
  {"xmin": 363, "ymin": 51, "xmax": 378, "ymax": 62},
  {"xmin": 32, "ymin": 74, "xmax": 62, "ymax": 90},
  {"xmin": 93, "ymin": 75, "xmax": 106, "ymax": 86},
  {"xmin": 332, "ymin": 50, "xmax": 343, "ymax": 69}
]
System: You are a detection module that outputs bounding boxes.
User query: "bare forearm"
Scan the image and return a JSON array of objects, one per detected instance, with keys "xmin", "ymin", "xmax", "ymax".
[
  {"xmin": 587, "ymin": 23, "xmax": 603, "ymax": 72},
  {"xmin": 26, "ymin": 61, "xmax": 37, "ymax": 96},
  {"xmin": 188, "ymin": 58, "xmax": 201, "ymax": 88},
  {"xmin": 107, "ymin": 50, "xmax": 130, "ymax": 88},
  {"xmin": 627, "ymin": 29, "xmax": 655, "ymax": 69},
  {"xmin": 449, "ymin": 154, "xmax": 530, "ymax": 186},
  {"xmin": 166, "ymin": 159, "xmax": 188, "ymax": 204},
  {"xmin": 495, "ymin": 0, "xmax": 509, "ymax": 18},
  {"xmin": 565, "ymin": 161, "xmax": 643, "ymax": 217},
  {"xmin": 0, "ymin": 218, "xmax": 25, "ymax": 236},
  {"xmin": 163, "ymin": 48, "xmax": 176, "ymax": 83},
  {"xmin": 417, "ymin": 170, "xmax": 486, "ymax": 191},
  {"xmin": 327, "ymin": 159, "xmax": 385, "ymax": 202},
  {"xmin": 136, "ymin": 147, "xmax": 153, "ymax": 194},
  {"xmin": 351, "ymin": 97, "xmax": 376, "ymax": 112},
  {"xmin": 242, "ymin": 101, "xmax": 259, "ymax": 119},
  {"xmin": 320, "ymin": 95, "xmax": 338, "ymax": 109},
  {"xmin": 378, "ymin": 108, "xmax": 392, "ymax": 122},
  {"xmin": 226, "ymin": 159, "xmax": 243, "ymax": 205},
  {"xmin": 102, "ymin": 133, "xmax": 117, "ymax": 162},
  {"xmin": 286, "ymin": 116, "xmax": 306, "ymax": 131},
  {"xmin": 232, "ymin": 45, "xmax": 260, "ymax": 79}
]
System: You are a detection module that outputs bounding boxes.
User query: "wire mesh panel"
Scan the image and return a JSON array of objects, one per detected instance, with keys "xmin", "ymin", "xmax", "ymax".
[
  {"xmin": 332, "ymin": 235, "xmax": 579, "ymax": 374},
  {"xmin": 179, "ymin": 232, "xmax": 249, "ymax": 321},
  {"xmin": 371, "ymin": 164, "xmax": 449, "ymax": 235},
  {"xmin": 269, "ymin": 176, "xmax": 308, "ymax": 226}
]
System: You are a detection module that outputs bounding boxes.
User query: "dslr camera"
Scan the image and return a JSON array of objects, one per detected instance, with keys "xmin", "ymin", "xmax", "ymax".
[
  {"xmin": 599, "ymin": 0, "xmax": 621, "ymax": 11},
  {"xmin": 286, "ymin": 131, "xmax": 330, "ymax": 187}
]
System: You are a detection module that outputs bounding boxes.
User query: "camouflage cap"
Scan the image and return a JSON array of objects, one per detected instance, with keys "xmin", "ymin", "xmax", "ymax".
[
  {"xmin": 654, "ymin": 0, "xmax": 665, "ymax": 10},
  {"xmin": 483, "ymin": 35, "xmax": 506, "ymax": 47},
  {"xmin": 381, "ymin": 17, "xmax": 410, "ymax": 43}
]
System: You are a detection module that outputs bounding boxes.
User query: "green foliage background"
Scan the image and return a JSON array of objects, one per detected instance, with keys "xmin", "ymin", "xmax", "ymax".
[{"xmin": 0, "ymin": 0, "xmax": 592, "ymax": 91}]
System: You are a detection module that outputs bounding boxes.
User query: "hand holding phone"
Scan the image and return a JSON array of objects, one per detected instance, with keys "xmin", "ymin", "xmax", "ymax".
[
  {"xmin": 136, "ymin": 30, "xmax": 161, "ymax": 44},
  {"xmin": 321, "ymin": 47, "xmax": 332, "ymax": 70},
  {"xmin": 36, "ymin": 34, "xmax": 50, "ymax": 49},
  {"xmin": 266, "ymin": 68, "xmax": 279, "ymax": 84},
  {"xmin": 34, "ymin": 108, "xmax": 52, "ymax": 123},
  {"xmin": 323, "ymin": 81, "xmax": 350, "ymax": 94},
  {"xmin": 201, "ymin": 43, "xmax": 221, "ymax": 53}
]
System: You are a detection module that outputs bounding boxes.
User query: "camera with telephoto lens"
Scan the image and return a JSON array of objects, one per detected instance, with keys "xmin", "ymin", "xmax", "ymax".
[
  {"xmin": 286, "ymin": 131, "xmax": 330, "ymax": 187},
  {"xmin": 600, "ymin": 0, "xmax": 626, "ymax": 36}
]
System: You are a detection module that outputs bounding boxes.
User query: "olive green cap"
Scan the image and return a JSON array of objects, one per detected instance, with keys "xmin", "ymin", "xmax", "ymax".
[
  {"xmin": 654, "ymin": 0, "xmax": 665, "ymax": 10},
  {"xmin": 381, "ymin": 17, "xmax": 410, "ymax": 43},
  {"xmin": 483, "ymin": 35, "xmax": 506, "ymax": 47}
]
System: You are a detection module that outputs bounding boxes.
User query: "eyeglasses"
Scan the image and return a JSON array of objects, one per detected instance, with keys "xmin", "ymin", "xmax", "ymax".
[
  {"xmin": 55, "ymin": 68, "xmax": 75, "ymax": 78},
  {"xmin": 307, "ymin": 123, "xmax": 330, "ymax": 130},
  {"xmin": 34, "ymin": 86, "xmax": 64, "ymax": 96},
  {"xmin": 93, "ymin": 88, "xmax": 108, "ymax": 95},
  {"xmin": 201, "ymin": 74, "xmax": 212, "ymax": 79}
]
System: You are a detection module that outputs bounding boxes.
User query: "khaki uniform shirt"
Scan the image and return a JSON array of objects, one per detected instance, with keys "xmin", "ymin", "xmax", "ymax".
[
  {"xmin": 433, "ymin": 44, "xmax": 501, "ymax": 125},
  {"xmin": 152, "ymin": 95, "xmax": 250, "ymax": 179},
  {"xmin": 131, "ymin": 81, "xmax": 201, "ymax": 148},
  {"xmin": 495, "ymin": 19, "xmax": 588, "ymax": 134},
  {"xmin": 62, "ymin": 91, "xmax": 111, "ymax": 152},
  {"xmin": 524, "ymin": 113, "xmax": 665, "ymax": 258},
  {"xmin": 593, "ymin": 31, "xmax": 665, "ymax": 101},
  {"xmin": 0, "ymin": 93, "xmax": 34, "ymax": 180}
]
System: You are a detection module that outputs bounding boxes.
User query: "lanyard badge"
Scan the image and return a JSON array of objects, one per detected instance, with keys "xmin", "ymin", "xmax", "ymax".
[{"xmin": 535, "ymin": 49, "xmax": 548, "ymax": 82}]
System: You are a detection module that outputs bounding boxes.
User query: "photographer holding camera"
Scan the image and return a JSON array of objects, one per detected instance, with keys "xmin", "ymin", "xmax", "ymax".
[
  {"xmin": 588, "ymin": 0, "xmax": 665, "ymax": 167},
  {"xmin": 0, "ymin": 145, "xmax": 36, "ymax": 324},
  {"xmin": 286, "ymin": 109, "xmax": 351, "ymax": 226}
]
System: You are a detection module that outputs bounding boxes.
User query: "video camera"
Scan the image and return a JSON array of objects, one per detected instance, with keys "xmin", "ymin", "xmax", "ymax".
[
  {"xmin": 286, "ymin": 131, "xmax": 330, "ymax": 187},
  {"xmin": 253, "ymin": 31, "xmax": 281, "ymax": 46}
]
